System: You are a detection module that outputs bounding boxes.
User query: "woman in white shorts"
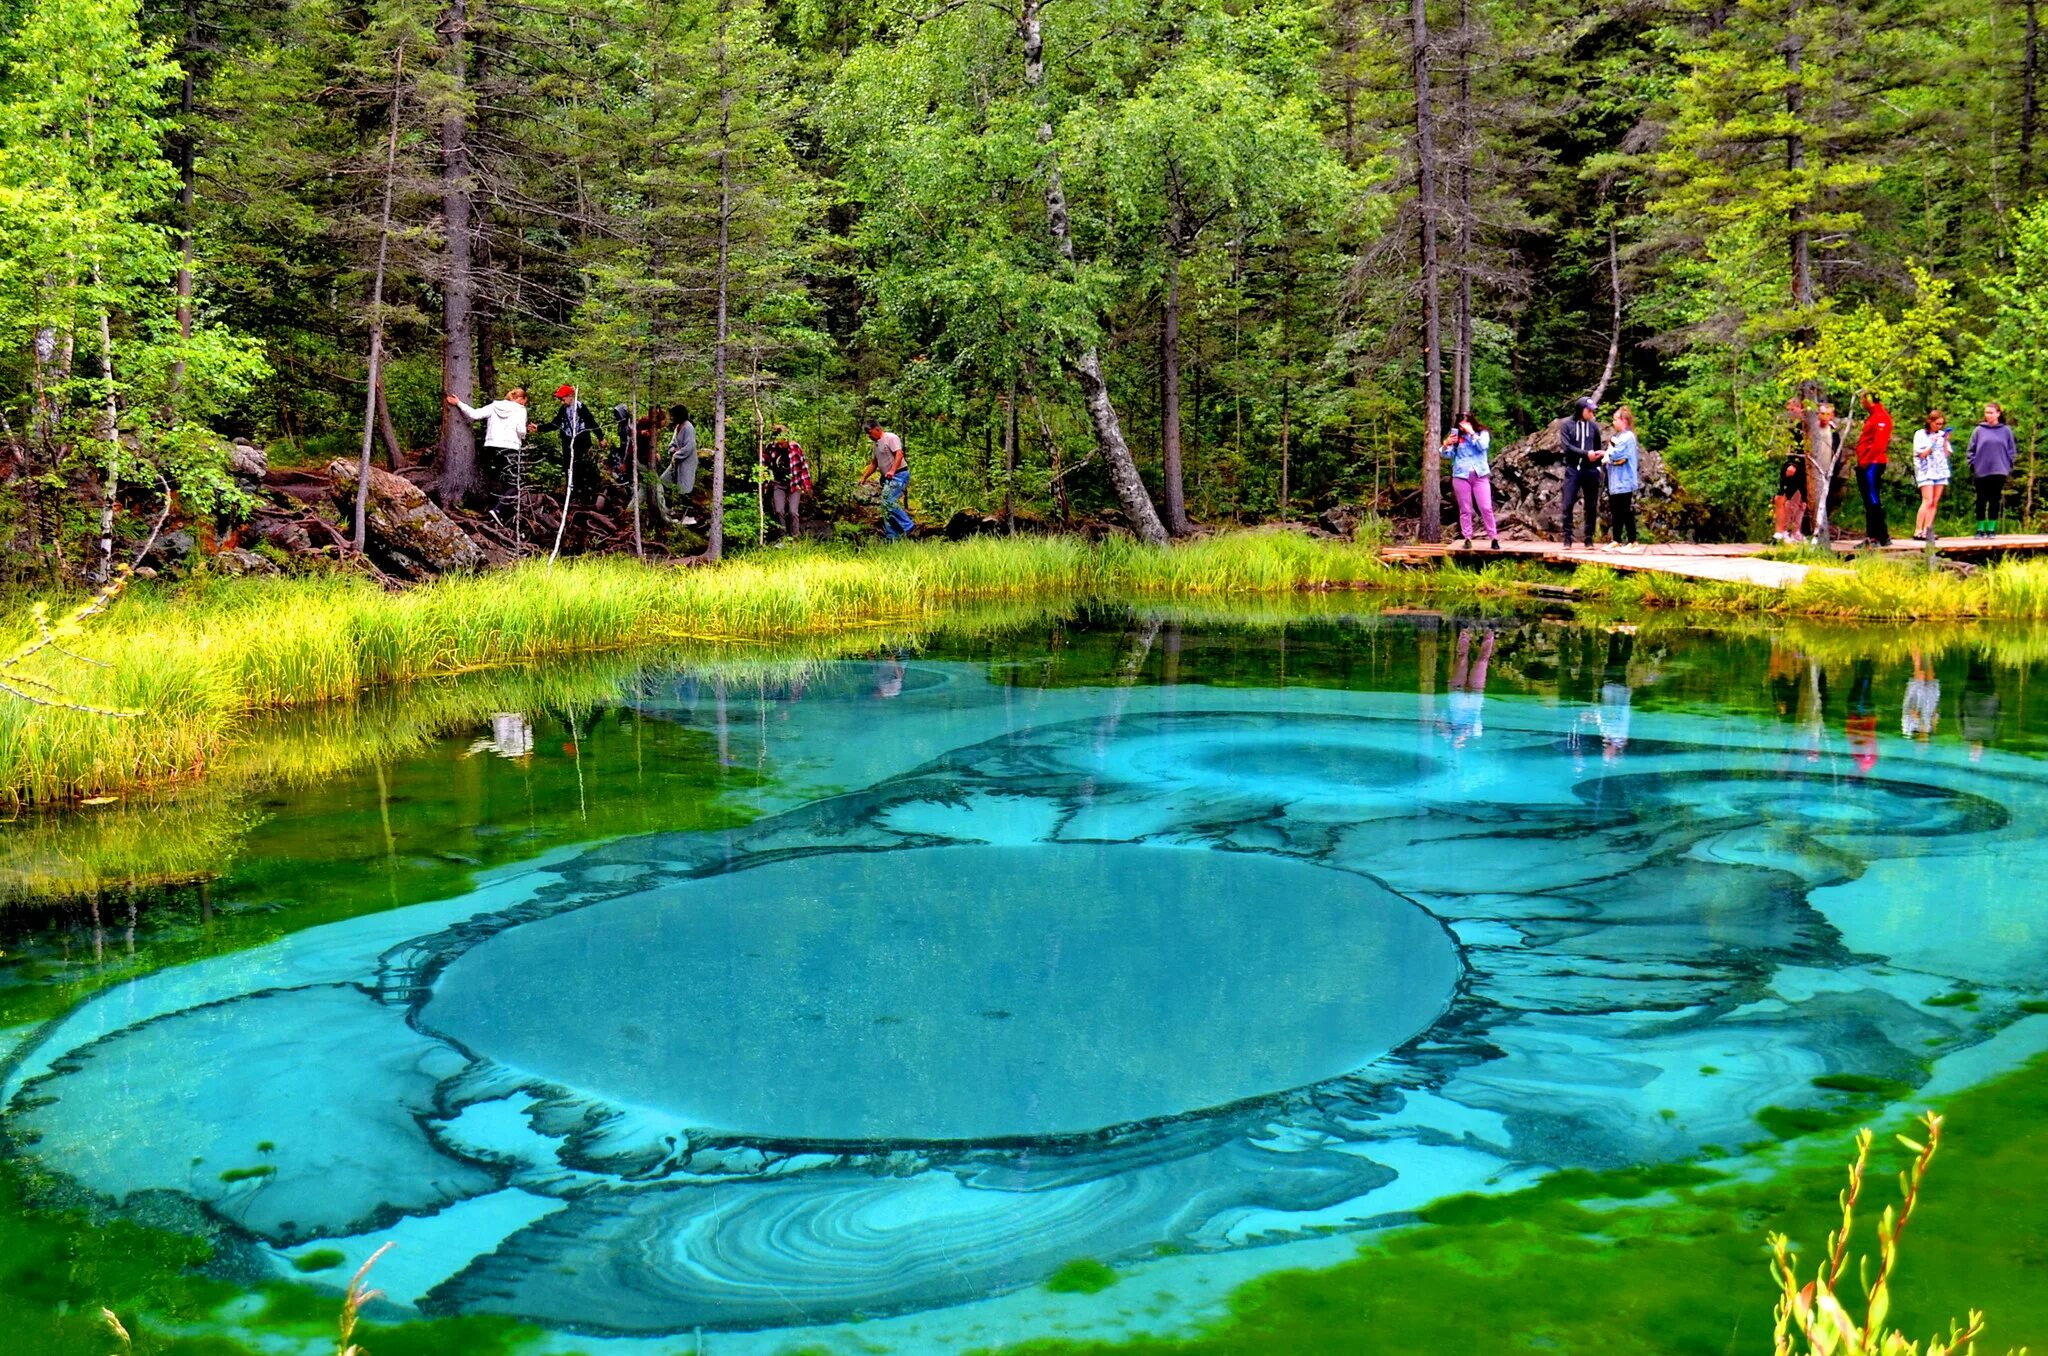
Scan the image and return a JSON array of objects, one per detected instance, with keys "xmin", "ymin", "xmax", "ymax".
[{"xmin": 1910, "ymin": 409, "xmax": 1952, "ymax": 542}]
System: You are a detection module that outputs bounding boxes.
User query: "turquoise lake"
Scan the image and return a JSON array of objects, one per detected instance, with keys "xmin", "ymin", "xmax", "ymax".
[{"xmin": 2, "ymin": 607, "xmax": 2044, "ymax": 1353}]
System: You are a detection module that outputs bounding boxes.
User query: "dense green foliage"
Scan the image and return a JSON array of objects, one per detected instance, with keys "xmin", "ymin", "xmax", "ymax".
[{"xmin": 5, "ymin": 0, "xmax": 2048, "ymax": 567}]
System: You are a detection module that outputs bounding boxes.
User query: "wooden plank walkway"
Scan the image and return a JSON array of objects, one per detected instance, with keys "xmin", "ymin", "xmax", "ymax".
[{"xmin": 1379, "ymin": 534, "xmax": 2048, "ymax": 590}]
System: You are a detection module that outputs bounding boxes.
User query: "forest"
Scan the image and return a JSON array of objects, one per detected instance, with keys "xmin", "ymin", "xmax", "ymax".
[{"xmin": 4, "ymin": 0, "xmax": 2046, "ymax": 578}]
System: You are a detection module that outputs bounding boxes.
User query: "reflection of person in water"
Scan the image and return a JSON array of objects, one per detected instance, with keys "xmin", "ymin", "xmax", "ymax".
[
  {"xmin": 466, "ymin": 711, "xmax": 535, "ymax": 760},
  {"xmin": 1439, "ymin": 625, "xmax": 1494, "ymax": 748},
  {"xmin": 1596, "ymin": 628, "xmax": 1635, "ymax": 762},
  {"xmin": 1767, "ymin": 644, "xmax": 1829, "ymax": 763},
  {"xmin": 874, "ymin": 653, "xmax": 906, "ymax": 700},
  {"xmin": 1961, "ymin": 652, "xmax": 1999, "ymax": 762},
  {"xmin": 1846, "ymin": 658, "xmax": 1880, "ymax": 773},
  {"xmin": 1901, "ymin": 650, "xmax": 1940, "ymax": 741}
]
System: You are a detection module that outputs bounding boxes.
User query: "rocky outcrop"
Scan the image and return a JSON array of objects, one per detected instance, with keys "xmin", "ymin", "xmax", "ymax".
[{"xmin": 327, "ymin": 458, "xmax": 484, "ymax": 579}]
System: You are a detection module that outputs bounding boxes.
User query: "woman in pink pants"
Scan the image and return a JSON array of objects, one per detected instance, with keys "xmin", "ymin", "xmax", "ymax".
[{"xmin": 1443, "ymin": 413, "xmax": 1500, "ymax": 550}]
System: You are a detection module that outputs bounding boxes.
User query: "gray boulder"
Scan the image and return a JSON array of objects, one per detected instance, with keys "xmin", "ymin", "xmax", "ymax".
[{"xmin": 327, "ymin": 458, "xmax": 485, "ymax": 579}]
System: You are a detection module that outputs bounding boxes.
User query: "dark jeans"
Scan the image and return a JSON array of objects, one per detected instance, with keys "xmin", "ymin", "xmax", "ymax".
[
  {"xmin": 1975, "ymin": 473, "xmax": 2008, "ymax": 525},
  {"xmin": 1561, "ymin": 466, "xmax": 1602, "ymax": 545},
  {"xmin": 1857, "ymin": 463, "xmax": 1890, "ymax": 544},
  {"xmin": 1609, "ymin": 491, "xmax": 1637, "ymax": 544},
  {"xmin": 770, "ymin": 482, "xmax": 801, "ymax": 537}
]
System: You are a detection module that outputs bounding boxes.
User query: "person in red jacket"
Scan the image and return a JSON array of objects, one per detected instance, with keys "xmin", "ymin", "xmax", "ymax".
[{"xmin": 1853, "ymin": 391, "xmax": 1893, "ymax": 547}]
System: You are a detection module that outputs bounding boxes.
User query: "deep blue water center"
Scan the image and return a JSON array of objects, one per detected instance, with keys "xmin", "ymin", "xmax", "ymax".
[
  {"xmin": 3, "ymin": 611, "xmax": 2047, "ymax": 1350},
  {"xmin": 423, "ymin": 845, "xmax": 1460, "ymax": 1143}
]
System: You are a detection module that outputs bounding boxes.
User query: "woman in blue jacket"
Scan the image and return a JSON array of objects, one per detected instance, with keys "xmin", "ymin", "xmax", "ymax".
[
  {"xmin": 1442, "ymin": 413, "xmax": 1500, "ymax": 550},
  {"xmin": 1604, "ymin": 407, "xmax": 1642, "ymax": 549}
]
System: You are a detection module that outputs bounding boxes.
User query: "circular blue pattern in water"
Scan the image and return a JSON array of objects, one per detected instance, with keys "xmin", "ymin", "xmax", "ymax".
[{"xmin": 421, "ymin": 844, "xmax": 1460, "ymax": 1144}]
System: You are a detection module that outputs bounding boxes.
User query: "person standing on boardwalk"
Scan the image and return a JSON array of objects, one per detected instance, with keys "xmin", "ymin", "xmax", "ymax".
[
  {"xmin": 1911, "ymin": 409, "xmax": 1953, "ymax": 541},
  {"xmin": 1853, "ymin": 391, "xmax": 1893, "ymax": 546},
  {"xmin": 1559, "ymin": 397, "xmax": 1605, "ymax": 548},
  {"xmin": 861, "ymin": 421, "xmax": 915, "ymax": 540},
  {"xmin": 1817, "ymin": 403, "xmax": 1847, "ymax": 533},
  {"xmin": 1966, "ymin": 402, "xmax": 2018, "ymax": 538},
  {"xmin": 1442, "ymin": 414, "xmax": 1499, "ymax": 550},
  {"xmin": 445, "ymin": 387, "xmax": 536, "ymax": 511},
  {"xmin": 1604, "ymin": 406, "xmax": 1642, "ymax": 550},
  {"xmin": 1774, "ymin": 398, "xmax": 1808, "ymax": 544}
]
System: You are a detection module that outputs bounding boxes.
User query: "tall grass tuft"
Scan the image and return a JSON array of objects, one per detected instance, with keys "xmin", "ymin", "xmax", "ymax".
[{"xmin": 0, "ymin": 534, "xmax": 1393, "ymax": 804}]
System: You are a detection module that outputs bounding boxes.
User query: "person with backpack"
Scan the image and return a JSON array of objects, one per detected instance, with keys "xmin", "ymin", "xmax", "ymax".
[
  {"xmin": 1966, "ymin": 401, "xmax": 2019, "ymax": 538},
  {"xmin": 1774, "ymin": 398, "xmax": 1808, "ymax": 545},
  {"xmin": 860, "ymin": 421, "xmax": 915, "ymax": 540},
  {"xmin": 1853, "ymin": 391, "xmax": 1893, "ymax": 547},
  {"xmin": 1559, "ymin": 397, "xmax": 1605, "ymax": 548}
]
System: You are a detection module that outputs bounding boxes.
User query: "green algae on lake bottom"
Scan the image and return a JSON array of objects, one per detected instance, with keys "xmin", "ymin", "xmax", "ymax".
[
  {"xmin": 977, "ymin": 1052, "xmax": 2048, "ymax": 1356},
  {"xmin": 6, "ymin": 1055, "xmax": 2044, "ymax": 1356}
]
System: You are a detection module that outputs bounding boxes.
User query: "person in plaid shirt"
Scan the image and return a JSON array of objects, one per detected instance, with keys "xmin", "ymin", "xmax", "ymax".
[{"xmin": 764, "ymin": 424, "xmax": 813, "ymax": 540}]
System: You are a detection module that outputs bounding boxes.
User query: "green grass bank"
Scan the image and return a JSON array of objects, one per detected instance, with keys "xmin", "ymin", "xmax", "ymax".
[{"xmin": 11, "ymin": 531, "xmax": 2048, "ymax": 805}]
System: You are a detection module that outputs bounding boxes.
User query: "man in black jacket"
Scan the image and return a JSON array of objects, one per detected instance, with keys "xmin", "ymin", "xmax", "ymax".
[{"xmin": 1560, "ymin": 396, "xmax": 1606, "ymax": 548}]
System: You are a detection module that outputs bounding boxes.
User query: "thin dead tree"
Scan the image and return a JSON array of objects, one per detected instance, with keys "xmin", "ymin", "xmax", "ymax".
[
  {"xmin": 1412, "ymin": 0, "xmax": 1445, "ymax": 543},
  {"xmin": 355, "ymin": 43, "xmax": 408, "ymax": 554},
  {"xmin": 1587, "ymin": 226, "xmax": 1622, "ymax": 407},
  {"xmin": 1018, "ymin": 0, "xmax": 1169, "ymax": 544}
]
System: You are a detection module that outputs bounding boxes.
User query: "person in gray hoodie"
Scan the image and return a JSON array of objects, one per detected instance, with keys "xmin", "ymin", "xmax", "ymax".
[{"xmin": 1966, "ymin": 402, "xmax": 2020, "ymax": 538}]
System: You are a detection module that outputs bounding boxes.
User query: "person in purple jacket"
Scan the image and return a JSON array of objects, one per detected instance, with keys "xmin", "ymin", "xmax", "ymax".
[{"xmin": 1966, "ymin": 402, "xmax": 2019, "ymax": 538}]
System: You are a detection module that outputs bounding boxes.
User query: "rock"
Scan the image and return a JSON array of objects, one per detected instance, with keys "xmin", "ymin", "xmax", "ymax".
[
  {"xmin": 247, "ymin": 515, "xmax": 315, "ymax": 556},
  {"xmin": 941, "ymin": 510, "xmax": 1002, "ymax": 541},
  {"xmin": 1318, "ymin": 504, "xmax": 1369, "ymax": 540},
  {"xmin": 146, "ymin": 529, "xmax": 197, "ymax": 571},
  {"xmin": 229, "ymin": 440, "xmax": 268, "ymax": 480},
  {"xmin": 213, "ymin": 546, "xmax": 280, "ymax": 577},
  {"xmin": 327, "ymin": 458, "xmax": 485, "ymax": 579}
]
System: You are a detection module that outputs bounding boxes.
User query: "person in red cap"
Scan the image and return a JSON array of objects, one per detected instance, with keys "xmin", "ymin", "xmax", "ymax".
[{"xmin": 541, "ymin": 383, "xmax": 605, "ymax": 524}]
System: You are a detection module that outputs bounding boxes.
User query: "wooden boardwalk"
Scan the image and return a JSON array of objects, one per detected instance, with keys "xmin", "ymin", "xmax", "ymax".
[{"xmin": 1380, "ymin": 534, "xmax": 2048, "ymax": 590}]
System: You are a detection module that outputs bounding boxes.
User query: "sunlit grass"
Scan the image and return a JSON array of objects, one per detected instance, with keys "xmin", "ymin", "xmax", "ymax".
[{"xmin": 10, "ymin": 531, "xmax": 2048, "ymax": 804}]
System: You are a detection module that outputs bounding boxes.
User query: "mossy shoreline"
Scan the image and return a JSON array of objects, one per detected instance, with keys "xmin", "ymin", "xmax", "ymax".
[{"xmin": 9, "ymin": 531, "xmax": 2048, "ymax": 806}]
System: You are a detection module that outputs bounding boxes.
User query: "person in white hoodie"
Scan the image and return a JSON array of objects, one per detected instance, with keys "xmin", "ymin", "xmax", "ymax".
[{"xmin": 445, "ymin": 388, "xmax": 536, "ymax": 505}]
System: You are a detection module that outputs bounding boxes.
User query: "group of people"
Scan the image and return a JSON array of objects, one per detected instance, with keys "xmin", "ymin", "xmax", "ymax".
[
  {"xmin": 1443, "ymin": 389, "xmax": 2024, "ymax": 551},
  {"xmin": 1767, "ymin": 392, "xmax": 2019, "ymax": 547},
  {"xmin": 443, "ymin": 385, "xmax": 918, "ymax": 544},
  {"xmin": 1439, "ymin": 396, "xmax": 1644, "ymax": 550}
]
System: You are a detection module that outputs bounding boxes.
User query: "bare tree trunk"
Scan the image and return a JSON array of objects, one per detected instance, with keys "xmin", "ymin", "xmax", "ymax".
[
  {"xmin": 705, "ymin": 0, "xmax": 733, "ymax": 563},
  {"xmin": 2026, "ymin": 0, "xmax": 2041, "ymax": 197},
  {"xmin": 96, "ymin": 296, "xmax": 119, "ymax": 585},
  {"xmin": 169, "ymin": 0, "xmax": 197, "ymax": 399},
  {"xmin": 1588, "ymin": 226, "xmax": 1622, "ymax": 406},
  {"xmin": 355, "ymin": 44, "xmax": 407, "ymax": 554},
  {"xmin": 1452, "ymin": 0, "xmax": 1473, "ymax": 415},
  {"xmin": 435, "ymin": 0, "xmax": 479, "ymax": 506},
  {"xmin": 1003, "ymin": 376, "xmax": 1018, "ymax": 533},
  {"xmin": 1412, "ymin": 0, "xmax": 1444, "ymax": 543},
  {"xmin": 1020, "ymin": 0, "xmax": 1169, "ymax": 544},
  {"xmin": 1160, "ymin": 245, "xmax": 1189, "ymax": 534},
  {"xmin": 1785, "ymin": 0, "xmax": 1829, "ymax": 544}
]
